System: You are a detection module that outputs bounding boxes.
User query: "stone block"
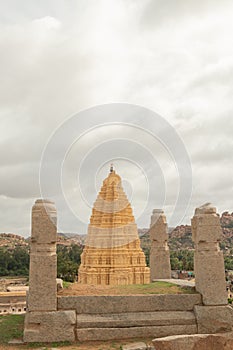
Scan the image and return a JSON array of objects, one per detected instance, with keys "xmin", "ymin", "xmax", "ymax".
[
  {"xmin": 150, "ymin": 250, "xmax": 171, "ymax": 280},
  {"xmin": 194, "ymin": 252, "xmax": 227, "ymax": 305},
  {"xmin": 76, "ymin": 311, "xmax": 196, "ymax": 328},
  {"xmin": 58, "ymin": 294, "xmax": 202, "ymax": 314},
  {"xmin": 24, "ymin": 310, "xmax": 76, "ymax": 342},
  {"xmin": 122, "ymin": 342, "xmax": 147, "ymax": 350},
  {"xmin": 193, "ymin": 224, "xmax": 222, "ymax": 243},
  {"xmin": 28, "ymin": 254, "xmax": 57, "ymax": 311},
  {"xmin": 76, "ymin": 324, "xmax": 197, "ymax": 341},
  {"xmin": 194, "ymin": 203, "xmax": 216, "ymax": 215},
  {"xmin": 31, "ymin": 199, "xmax": 57, "ymax": 244},
  {"xmin": 194, "ymin": 305, "xmax": 233, "ymax": 334},
  {"xmin": 153, "ymin": 333, "xmax": 233, "ymax": 350}
]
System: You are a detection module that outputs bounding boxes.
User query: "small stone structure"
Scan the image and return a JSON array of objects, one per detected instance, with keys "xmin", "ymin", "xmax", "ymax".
[
  {"xmin": 24, "ymin": 201, "xmax": 233, "ymax": 343},
  {"xmin": 0, "ymin": 293, "xmax": 26, "ymax": 315},
  {"xmin": 149, "ymin": 209, "xmax": 171, "ymax": 281},
  {"xmin": 78, "ymin": 168, "xmax": 150, "ymax": 285}
]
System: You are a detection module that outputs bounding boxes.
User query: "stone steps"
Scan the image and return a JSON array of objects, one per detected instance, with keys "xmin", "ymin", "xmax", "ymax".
[{"xmin": 76, "ymin": 311, "xmax": 197, "ymax": 341}]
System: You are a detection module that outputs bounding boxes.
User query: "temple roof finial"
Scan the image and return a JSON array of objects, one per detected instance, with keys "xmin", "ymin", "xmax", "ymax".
[{"xmin": 110, "ymin": 163, "xmax": 114, "ymax": 173}]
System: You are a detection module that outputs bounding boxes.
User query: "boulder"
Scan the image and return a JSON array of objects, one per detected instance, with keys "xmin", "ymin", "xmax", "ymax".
[{"xmin": 153, "ymin": 333, "xmax": 233, "ymax": 350}]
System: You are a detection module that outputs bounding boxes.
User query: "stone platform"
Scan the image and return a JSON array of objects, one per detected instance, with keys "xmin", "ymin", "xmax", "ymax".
[{"xmin": 56, "ymin": 293, "xmax": 202, "ymax": 341}]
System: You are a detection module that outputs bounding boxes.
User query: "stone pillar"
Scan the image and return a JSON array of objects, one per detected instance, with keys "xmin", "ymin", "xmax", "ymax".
[
  {"xmin": 24, "ymin": 199, "xmax": 76, "ymax": 343},
  {"xmin": 149, "ymin": 209, "xmax": 171, "ymax": 281},
  {"xmin": 191, "ymin": 204, "xmax": 233, "ymax": 335},
  {"xmin": 191, "ymin": 203, "xmax": 227, "ymax": 306},
  {"xmin": 28, "ymin": 199, "xmax": 57, "ymax": 311}
]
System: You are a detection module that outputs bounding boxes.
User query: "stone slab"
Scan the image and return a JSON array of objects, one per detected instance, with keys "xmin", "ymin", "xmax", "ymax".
[
  {"xmin": 76, "ymin": 324, "xmax": 197, "ymax": 341},
  {"xmin": 194, "ymin": 305, "xmax": 233, "ymax": 334},
  {"xmin": 24, "ymin": 310, "xmax": 76, "ymax": 342},
  {"xmin": 76, "ymin": 311, "xmax": 196, "ymax": 328},
  {"xmin": 122, "ymin": 342, "xmax": 147, "ymax": 350},
  {"xmin": 58, "ymin": 294, "xmax": 202, "ymax": 314},
  {"xmin": 152, "ymin": 333, "xmax": 233, "ymax": 350}
]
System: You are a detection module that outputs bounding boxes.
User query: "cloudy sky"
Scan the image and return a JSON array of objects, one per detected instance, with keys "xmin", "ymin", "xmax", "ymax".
[{"xmin": 0, "ymin": 0, "xmax": 233, "ymax": 237}]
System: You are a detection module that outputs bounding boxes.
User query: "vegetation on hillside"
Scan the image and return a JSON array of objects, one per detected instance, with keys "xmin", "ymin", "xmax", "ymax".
[{"xmin": 0, "ymin": 246, "xmax": 29, "ymax": 276}]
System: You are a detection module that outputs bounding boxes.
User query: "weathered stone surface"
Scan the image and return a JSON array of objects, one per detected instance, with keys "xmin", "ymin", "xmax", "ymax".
[
  {"xmin": 24, "ymin": 310, "xmax": 76, "ymax": 342},
  {"xmin": 191, "ymin": 204, "xmax": 227, "ymax": 305},
  {"xmin": 78, "ymin": 168, "xmax": 150, "ymax": 285},
  {"xmin": 122, "ymin": 342, "xmax": 148, "ymax": 350},
  {"xmin": 150, "ymin": 249, "xmax": 171, "ymax": 280},
  {"xmin": 28, "ymin": 199, "xmax": 57, "ymax": 312},
  {"xmin": 28, "ymin": 255, "xmax": 57, "ymax": 311},
  {"xmin": 76, "ymin": 324, "xmax": 197, "ymax": 341},
  {"xmin": 152, "ymin": 333, "xmax": 233, "ymax": 350},
  {"xmin": 149, "ymin": 210, "xmax": 171, "ymax": 281},
  {"xmin": 58, "ymin": 294, "xmax": 202, "ymax": 313},
  {"xmin": 76, "ymin": 311, "xmax": 196, "ymax": 328},
  {"xmin": 194, "ymin": 251, "xmax": 227, "ymax": 305},
  {"xmin": 194, "ymin": 305, "xmax": 233, "ymax": 334},
  {"xmin": 31, "ymin": 199, "xmax": 57, "ymax": 244}
]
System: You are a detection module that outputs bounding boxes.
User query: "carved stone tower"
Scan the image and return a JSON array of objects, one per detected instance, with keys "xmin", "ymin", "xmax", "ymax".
[{"xmin": 78, "ymin": 167, "xmax": 150, "ymax": 285}]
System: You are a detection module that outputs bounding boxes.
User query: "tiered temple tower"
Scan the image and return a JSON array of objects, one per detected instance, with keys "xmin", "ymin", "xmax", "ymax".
[{"xmin": 78, "ymin": 166, "xmax": 150, "ymax": 285}]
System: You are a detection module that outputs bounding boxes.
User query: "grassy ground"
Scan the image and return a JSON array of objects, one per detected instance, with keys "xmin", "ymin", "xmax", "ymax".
[
  {"xmin": 0, "ymin": 315, "xmax": 24, "ymax": 344},
  {"xmin": 116, "ymin": 281, "xmax": 195, "ymax": 294},
  {"xmin": 59, "ymin": 281, "xmax": 196, "ymax": 296}
]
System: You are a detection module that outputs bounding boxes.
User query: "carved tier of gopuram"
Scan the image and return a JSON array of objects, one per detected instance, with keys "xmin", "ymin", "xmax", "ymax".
[{"xmin": 78, "ymin": 167, "xmax": 150, "ymax": 285}]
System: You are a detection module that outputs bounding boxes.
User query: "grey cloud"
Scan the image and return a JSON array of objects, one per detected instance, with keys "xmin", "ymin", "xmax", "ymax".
[
  {"xmin": 0, "ymin": 1, "xmax": 232, "ymax": 235},
  {"xmin": 140, "ymin": 0, "xmax": 231, "ymax": 28}
]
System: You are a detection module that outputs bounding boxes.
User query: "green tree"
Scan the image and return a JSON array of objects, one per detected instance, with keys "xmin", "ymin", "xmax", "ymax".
[{"xmin": 57, "ymin": 244, "xmax": 83, "ymax": 282}]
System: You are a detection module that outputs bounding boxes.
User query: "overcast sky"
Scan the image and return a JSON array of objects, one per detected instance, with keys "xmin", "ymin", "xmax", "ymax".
[{"xmin": 0, "ymin": 0, "xmax": 233, "ymax": 237}]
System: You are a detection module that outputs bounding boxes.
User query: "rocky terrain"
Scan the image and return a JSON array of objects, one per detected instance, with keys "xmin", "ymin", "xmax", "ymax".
[
  {"xmin": 0, "ymin": 211, "xmax": 232, "ymax": 253},
  {"xmin": 0, "ymin": 233, "xmax": 28, "ymax": 249},
  {"xmin": 140, "ymin": 211, "xmax": 233, "ymax": 253},
  {"xmin": 0, "ymin": 232, "xmax": 85, "ymax": 249}
]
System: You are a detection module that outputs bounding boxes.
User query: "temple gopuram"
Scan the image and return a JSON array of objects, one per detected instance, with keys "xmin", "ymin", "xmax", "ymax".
[{"xmin": 78, "ymin": 166, "xmax": 150, "ymax": 285}]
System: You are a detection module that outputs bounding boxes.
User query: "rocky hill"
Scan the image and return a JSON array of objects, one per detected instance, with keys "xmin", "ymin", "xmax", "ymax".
[
  {"xmin": 140, "ymin": 211, "xmax": 233, "ymax": 253},
  {"xmin": 0, "ymin": 232, "xmax": 84, "ymax": 249},
  {"xmin": 0, "ymin": 233, "xmax": 28, "ymax": 249}
]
